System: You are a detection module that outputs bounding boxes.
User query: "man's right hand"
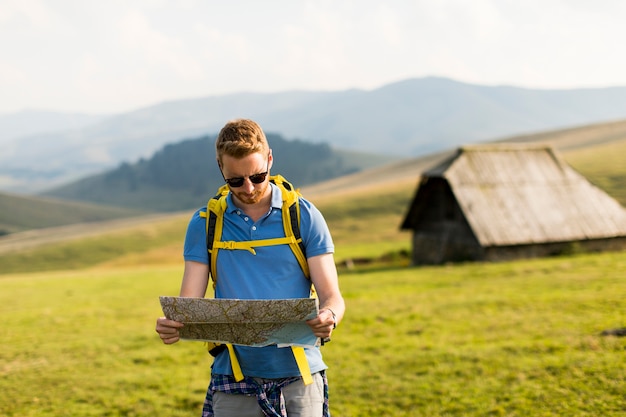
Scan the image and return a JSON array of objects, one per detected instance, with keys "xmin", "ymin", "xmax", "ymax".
[{"xmin": 155, "ymin": 317, "xmax": 184, "ymax": 344}]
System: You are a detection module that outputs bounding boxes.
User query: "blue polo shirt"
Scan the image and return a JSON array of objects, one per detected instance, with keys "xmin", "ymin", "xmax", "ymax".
[{"xmin": 183, "ymin": 182, "xmax": 334, "ymax": 378}]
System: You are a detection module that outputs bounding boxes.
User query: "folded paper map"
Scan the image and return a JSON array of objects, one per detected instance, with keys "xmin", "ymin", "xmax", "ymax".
[{"xmin": 159, "ymin": 297, "xmax": 320, "ymax": 348}]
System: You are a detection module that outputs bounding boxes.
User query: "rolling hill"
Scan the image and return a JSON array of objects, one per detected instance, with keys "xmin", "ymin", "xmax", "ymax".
[
  {"xmin": 40, "ymin": 133, "xmax": 399, "ymax": 211},
  {"xmin": 0, "ymin": 109, "xmax": 107, "ymax": 144},
  {"xmin": 0, "ymin": 191, "xmax": 140, "ymax": 235},
  {"xmin": 303, "ymin": 118, "xmax": 626, "ymax": 201}
]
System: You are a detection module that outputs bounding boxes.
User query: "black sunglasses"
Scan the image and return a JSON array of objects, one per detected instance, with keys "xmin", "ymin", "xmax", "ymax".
[
  {"xmin": 221, "ymin": 156, "xmax": 270, "ymax": 188},
  {"xmin": 224, "ymin": 171, "xmax": 268, "ymax": 188}
]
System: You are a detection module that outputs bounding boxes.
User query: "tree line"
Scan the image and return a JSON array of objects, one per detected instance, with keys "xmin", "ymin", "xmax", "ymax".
[{"xmin": 44, "ymin": 133, "xmax": 361, "ymax": 212}]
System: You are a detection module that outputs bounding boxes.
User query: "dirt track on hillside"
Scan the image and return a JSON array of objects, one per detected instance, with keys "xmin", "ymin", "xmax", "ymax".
[{"xmin": 0, "ymin": 212, "xmax": 188, "ymax": 254}]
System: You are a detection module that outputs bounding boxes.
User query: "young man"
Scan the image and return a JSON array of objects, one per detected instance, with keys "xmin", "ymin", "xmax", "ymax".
[{"xmin": 155, "ymin": 118, "xmax": 345, "ymax": 417}]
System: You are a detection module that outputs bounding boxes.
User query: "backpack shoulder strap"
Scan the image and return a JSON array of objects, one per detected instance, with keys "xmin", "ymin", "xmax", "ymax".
[
  {"xmin": 271, "ymin": 175, "xmax": 310, "ymax": 279},
  {"xmin": 199, "ymin": 183, "xmax": 229, "ymax": 288}
]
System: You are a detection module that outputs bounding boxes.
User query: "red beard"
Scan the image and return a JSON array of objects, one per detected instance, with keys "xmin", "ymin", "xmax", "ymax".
[{"xmin": 231, "ymin": 181, "xmax": 269, "ymax": 205}]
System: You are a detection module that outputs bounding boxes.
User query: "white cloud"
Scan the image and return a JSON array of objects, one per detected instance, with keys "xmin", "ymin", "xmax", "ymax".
[
  {"xmin": 2, "ymin": 0, "xmax": 626, "ymax": 114},
  {"xmin": 0, "ymin": 0, "xmax": 53, "ymax": 25}
]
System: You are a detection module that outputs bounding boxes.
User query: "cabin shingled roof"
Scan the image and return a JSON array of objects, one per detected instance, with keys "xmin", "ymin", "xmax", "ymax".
[{"xmin": 403, "ymin": 144, "xmax": 626, "ymax": 246}]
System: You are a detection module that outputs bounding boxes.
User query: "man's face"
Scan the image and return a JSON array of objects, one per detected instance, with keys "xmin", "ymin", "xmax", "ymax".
[{"xmin": 220, "ymin": 152, "xmax": 272, "ymax": 206}]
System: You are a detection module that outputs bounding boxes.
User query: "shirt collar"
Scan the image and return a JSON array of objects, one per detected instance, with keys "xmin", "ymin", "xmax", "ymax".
[{"xmin": 225, "ymin": 182, "xmax": 283, "ymax": 213}]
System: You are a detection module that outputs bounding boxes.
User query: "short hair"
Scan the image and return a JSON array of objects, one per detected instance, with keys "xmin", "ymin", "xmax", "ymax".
[{"xmin": 215, "ymin": 119, "xmax": 269, "ymax": 164}]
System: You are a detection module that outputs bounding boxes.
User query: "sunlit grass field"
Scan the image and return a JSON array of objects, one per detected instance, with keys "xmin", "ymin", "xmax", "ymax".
[
  {"xmin": 564, "ymin": 140, "xmax": 626, "ymax": 205},
  {"xmin": 1, "ymin": 251, "xmax": 624, "ymax": 416}
]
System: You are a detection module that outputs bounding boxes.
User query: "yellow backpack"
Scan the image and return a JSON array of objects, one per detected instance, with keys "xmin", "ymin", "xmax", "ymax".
[{"xmin": 199, "ymin": 174, "xmax": 314, "ymax": 385}]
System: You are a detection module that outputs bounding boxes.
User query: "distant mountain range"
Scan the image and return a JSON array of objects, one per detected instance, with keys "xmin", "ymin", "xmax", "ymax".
[
  {"xmin": 3, "ymin": 76, "xmax": 626, "ymax": 193},
  {"xmin": 0, "ymin": 109, "xmax": 107, "ymax": 144}
]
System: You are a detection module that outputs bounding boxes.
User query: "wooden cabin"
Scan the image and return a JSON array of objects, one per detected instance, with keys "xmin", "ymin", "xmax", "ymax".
[{"xmin": 400, "ymin": 144, "xmax": 626, "ymax": 264}]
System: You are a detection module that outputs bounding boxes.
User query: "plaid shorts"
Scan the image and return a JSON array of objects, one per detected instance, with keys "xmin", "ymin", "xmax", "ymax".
[{"xmin": 202, "ymin": 371, "xmax": 330, "ymax": 417}]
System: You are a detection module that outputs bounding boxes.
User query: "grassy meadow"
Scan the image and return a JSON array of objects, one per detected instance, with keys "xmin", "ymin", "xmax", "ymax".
[
  {"xmin": 563, "ymin": 139, "xmax": 626, "ymax": 206},
  {"xmin": 1, "ymin": 251, "xmax": 624, "ymax": 416}
]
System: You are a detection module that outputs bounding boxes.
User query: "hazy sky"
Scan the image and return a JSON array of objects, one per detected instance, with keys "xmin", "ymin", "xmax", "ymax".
[{"xmin": 2, "ymin": 0, "xmax": 626, "ymax": 115}]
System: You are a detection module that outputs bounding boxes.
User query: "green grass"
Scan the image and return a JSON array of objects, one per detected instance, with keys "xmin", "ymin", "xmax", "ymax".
[
  {"xmin": 331, "ymin": 254, "xmax": 625, "ymax": 416},
  {"xmin": 0, "ymin": 265, "xmax": 209, "ymax": 417},
  {"xmin": 0, "ymin": 215, "xmax": 190, "ymax": 274},
  {"xmin": 315, "ymin": 185, "xmax": 413, "ymax": 262},
  {"xmin": 1, "ymin": 252, "xmax": 624, "ymax": 416},
  {"xmin": 563, "ymin": 140, "xmax": 626, "ymax": 206}
]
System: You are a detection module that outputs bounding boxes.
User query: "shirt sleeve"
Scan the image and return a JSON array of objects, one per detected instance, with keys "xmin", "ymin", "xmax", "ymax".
[
  {"xmin": 183, "ymin": 208, "xmax": 209, "ymax": 264},
  {"xmin": 299, "ymin": 198, "xmax": 335, "ymax": 258}
]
